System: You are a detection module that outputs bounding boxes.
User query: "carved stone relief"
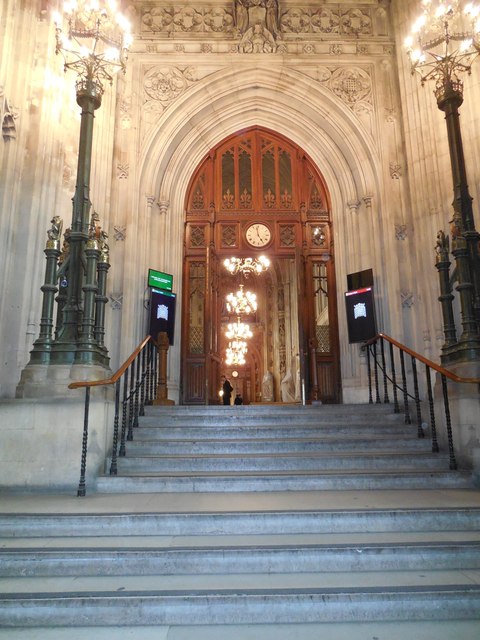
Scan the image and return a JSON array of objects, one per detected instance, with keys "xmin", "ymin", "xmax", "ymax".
[
  {"xmin": 0, "ymin": 86, "xmax": 19, "ymax": 141},
  {"xmin": 389, "ymin": 161, "xmax": 402, "ymax": 179},
  {"xmin": 395, "ymin": 224, "xmax": 408, "ymax": 240},
  {"xmin": 113, "ymin": 225, "xmax": 127, "ymax": 241},
  {"xmin": 144, "ymin": 66, "xmax": 199, "ymax": 114},
  {"xmin": 109, "ymin": 293, "xmax": 124, "ymax": 310},
  {"xmin": 400, "ymin": 291, "xmax": 415, "ymax": 308},
  {"xmin": 117, "ymin": 163, "xmax": 129, "ymax": 179},
  {"xmin": 281, "ymin": 6, "xmax": 371, "ymax": 35}
]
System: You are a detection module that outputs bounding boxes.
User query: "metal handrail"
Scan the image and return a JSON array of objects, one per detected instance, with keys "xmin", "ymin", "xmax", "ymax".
[
  {"xmin": 364, "ymin": 333, "xmax": 480, "ymax": 471},
  {"xmin": 68, "ymin": 336, "xmax": 158, "ymax": 496}
]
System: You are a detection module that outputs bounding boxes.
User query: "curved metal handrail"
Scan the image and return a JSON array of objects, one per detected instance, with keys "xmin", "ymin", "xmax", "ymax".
[
  {"xmin": 68, "ymin": 335, "xmax": 153, "ymax": 390},
  {"xmin": 366, "ymin": 333, "xmax": 480, "ymax": 384}
]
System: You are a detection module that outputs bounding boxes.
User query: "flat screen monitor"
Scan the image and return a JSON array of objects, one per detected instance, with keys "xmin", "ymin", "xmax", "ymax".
[
  {"xmin": 347, "ymin": 268, "xmax": 373, "ymax": 292},
  {"xmin": 149, "ymin": 289, "xmax": 176, "ymax": 346},
  {"xmin": 345, "ymin": 286, "xmax": 377, "ymax": 343},
  {"xmin": 148, "ymin": 268, "xmax": 173, "ymax": 292}
]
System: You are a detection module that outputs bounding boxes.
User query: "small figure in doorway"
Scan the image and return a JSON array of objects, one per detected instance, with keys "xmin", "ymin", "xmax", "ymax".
[
  {"xmin": 221, "ymin": 375, "xmax": 233, "ymax": 405},
  {"xmin": 234, "ymin": 393, "xmax": 243, "ymax": 405}
]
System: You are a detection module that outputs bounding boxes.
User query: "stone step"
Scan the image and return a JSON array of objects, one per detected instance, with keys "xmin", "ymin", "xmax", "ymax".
[
  {"xmin": 112, "ymin": 451, "xmax": 448, "ymax": 473},
  {"xmin": 1, "ymin": 584, "xmax": 479, "ymax": 626},
  {"xmin": 96, "ymin": 470, "xmax": 471, "ymax": 493},
  {"xmin": 125, "ymin": 436, "xmax": 433, "ymax": 455},
  {"xmin": 2, "ymin": 541, "xmax": 480, "ymax": 577},
  {"xmin": 132, "ymin": 423, "xmax": 420, "ymax": 440},
  {"xmin": 2, "ymin": 508, "xmax": 479, "ymax": 538}
]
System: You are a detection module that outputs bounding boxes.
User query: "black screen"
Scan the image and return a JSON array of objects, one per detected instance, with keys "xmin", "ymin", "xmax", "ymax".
[
  {"xmin": 345, "ymin": 287, "xmax": 377, "ymax": 343},
  {"xmin": 149, "ymin": 289, "xmax": 176, "ymax": 346}
]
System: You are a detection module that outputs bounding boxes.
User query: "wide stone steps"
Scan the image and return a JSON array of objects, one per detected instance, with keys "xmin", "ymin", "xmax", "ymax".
[
  {"xmin": 1, "ymin": 506, "xmax": 480, "ymax": 626},
  {"xmin": 97, "ymin": 404, "xmax": 465, "ymax": 493},
  {"xmin": 2, "ymin": 403, "xmax": 478, "ymax": 630}
]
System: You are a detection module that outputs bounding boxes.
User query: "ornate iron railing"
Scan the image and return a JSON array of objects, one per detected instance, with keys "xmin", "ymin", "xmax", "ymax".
[
  {"xmin": 69, "ymin": 336, "xmax": 158, "ymax": 496},
  {"xmin": 364, "ymin": 333, "xmax": 480, "ymax": 471}
]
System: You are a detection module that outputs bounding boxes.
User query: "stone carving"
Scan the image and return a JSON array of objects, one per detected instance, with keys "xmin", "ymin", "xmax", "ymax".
[
  {"xmin": 0, "ymin": 86, "xmax": 19, "ymax": 141},
  {"xmin": 400, "ymin": 291, "xmax": 415, "ymax": 308},
  {"xmin": 340, "ymin": 8, "xmax": 372, "ymax": 35},
  {"xmin": 117, "ymin": 163, "xmax": 129, "ymax": 179},
  {"xmin": 389, "ymin": 161, "xmax": 402, "ymax": 179},
  {"xmin": 330, "ymin": 44, "xmax": 343, "ymax": 56},
  {"xmin": 385, "ymin": 107, "xmax": 396, "ymax": 122},
  {"xmin": 113, "ymin": 225, "xmax": 126, "ymax": 242},
  {"xmin": 280, "ymin": 368, "xmax": 296, "ymax": 402},
  {"xmin": 328, "ymin": 67, "xmax": 371, "ymax": 105},
  {"xmin": 62, "ymin": 163, "xmax": 73, "ymax": 188},
  {"xmin": 144, "ymin": 66, "xmax": 198, "ymax": 113},
  {"xmin": 362, "ymin": 195, "xmax": 373, "ymax": 209},
  {"xmin": 303, "ymin": 43, "xmax": 316, "ymax": 55},
  {"xmin": 395, "ymin": 224, "xmax": 408, "ymax": 240},
  {"xmin": 109, "ymin": 293, "xmax": 123, "ymax": 310},
  {"xmin": 234, "ymin": 1, "xmax": 279, "ymax": 37},
  {"xmin": 262, "ymin": 370, "xmax": 274, "ymax": 402},
  {"xmin": 158, "ymin": 200, "xmax": 170, "ymax": 216},
  {"xmin": 234, "ymin": 0, "xmax": 283, "ymax": 53},
  {"xmin": 141, "ymin": 7, "xmax": 174, "ymax": 34},
  {"xmin": 142, "ymin": 5, "xmax": 233, "ymax": 34}
]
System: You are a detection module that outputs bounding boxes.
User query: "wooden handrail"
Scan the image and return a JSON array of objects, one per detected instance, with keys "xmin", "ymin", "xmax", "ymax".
[
  {"xmin": 68, "ymin": 336, "xmax": 153, "ymax": 390},
  {"xmin": 367, "ymin": 333, "xmax": 480, "ymax": 385}
]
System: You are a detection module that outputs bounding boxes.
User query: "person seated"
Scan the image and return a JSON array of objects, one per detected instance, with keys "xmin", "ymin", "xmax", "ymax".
[{"xmin": 234, "ymin": 393, "xmax": 243, "ymax": 405}]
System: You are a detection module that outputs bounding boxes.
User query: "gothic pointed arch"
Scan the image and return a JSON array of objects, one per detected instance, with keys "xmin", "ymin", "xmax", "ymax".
[{"xmin": 182, "ymin": 126, "xmax": 340, "ymax": 405}]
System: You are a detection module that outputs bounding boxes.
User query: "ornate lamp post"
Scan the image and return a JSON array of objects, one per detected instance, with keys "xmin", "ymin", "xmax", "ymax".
[
  {"xmin": 29, "ymin": 1, "xmax": 132, "ymax": 371},
  {"xmin": 405, "ymin": 0, "xmax": 480, "ymax": 363}
]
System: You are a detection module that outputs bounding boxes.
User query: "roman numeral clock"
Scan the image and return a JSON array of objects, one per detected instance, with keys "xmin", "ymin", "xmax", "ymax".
[{"xmin": 245, "ymin": 223, "xmax": 272, "ymax": 248}]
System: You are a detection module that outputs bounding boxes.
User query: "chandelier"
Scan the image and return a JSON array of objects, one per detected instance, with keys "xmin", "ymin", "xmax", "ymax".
[
  {"xmin": 226, "ymin": 284, "xmax": 257, "ymax": 315},
  {"xmin": 225, "ymin": 340, "xmax": 248, "ymax": 366},
  {"xmin": 53, "ymin": 0, "xmax": 133, "ymax": 93},
  {"xmin": 225, "ymin": 318, "xmax": 253, "ymax": 341},
  {"xmin": 404, "ymin": 1, "xmax": 480, "ymax": 97},
  {"xmin": 224, "ymin": 255, "xmax": 270, "ymax": 276}
]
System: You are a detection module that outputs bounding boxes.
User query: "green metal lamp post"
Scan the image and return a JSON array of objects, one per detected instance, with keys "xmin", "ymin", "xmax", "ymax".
[
  {"xmin": 405, "ymin": 0, "xmax": 480, "ymax": 364},
  {"xmin": 30, "ymin": 1, "xmax": 132, "ymax": 369}
]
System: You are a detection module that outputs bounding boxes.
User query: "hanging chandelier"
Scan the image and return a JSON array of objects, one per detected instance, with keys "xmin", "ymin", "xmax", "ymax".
[
  {"xmin": 225, "ymin": 343, "xmax": 247, "ymax": 366},
  {"xmin": 226, "ymin": 284, "xmax": 257, "ymax": 315},
  {"xmin": 224, "ymin": 255, "xmax": 270, "ymax": 276},
  {"xmin": 225, "ymin": 318, "xmax": 253, "ymax": 341}
]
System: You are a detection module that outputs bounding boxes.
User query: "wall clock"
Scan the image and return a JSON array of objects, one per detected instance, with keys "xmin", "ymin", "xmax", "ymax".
[{"xmin": 245, "ymin": 223, "xmax": 272, "ymax": 248}]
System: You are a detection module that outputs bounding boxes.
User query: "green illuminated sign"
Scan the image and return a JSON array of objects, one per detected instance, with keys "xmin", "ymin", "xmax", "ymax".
[{"xmin": 148, "ymin": 268, "xmax": 173, "ymax": 292}]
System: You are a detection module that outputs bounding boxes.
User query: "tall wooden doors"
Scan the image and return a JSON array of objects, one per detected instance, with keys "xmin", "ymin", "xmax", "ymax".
[{"xmin": 181, "ymin": 127, "xmax": 341, "ymax": 404}]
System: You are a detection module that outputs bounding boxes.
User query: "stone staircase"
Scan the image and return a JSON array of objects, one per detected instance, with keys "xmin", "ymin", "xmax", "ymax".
[{"xmin": 1, "ymin": 403, "xmax": 480, "ymax": 634}]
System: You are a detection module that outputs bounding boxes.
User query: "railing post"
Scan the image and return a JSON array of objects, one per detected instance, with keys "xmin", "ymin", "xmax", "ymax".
[
  {"xmin": 140, "ymin": 345, "xmax": 147, "ymax": 417},
  {"xmin": 119, "ymin": 368, "xmax": 129, "ymax": 456},
  {"xmin": 425, "ymin": 365, "xmax": 439, "ymax": 453},
  {"xmin": 441, "ymin": 374, "xmax": 457, "ymax": 470},
  {"xmin": 399, "ymin": 349, "xmax": 412, "ymax": 424},
  {"xmin": 133, "ymin": 353, "xmax": 141, "ymax": 430},
  {"xmin": 77, "ymin": 387, "xmax": 91, "ymax": 497},
  {"xmin": 389, "ymin": 341, "xmax": 400, "ymax": 413},
  {"xmin": 373, "ymin": 341, "xmax": 381, "ymax": 403},
  {"xmin": 380, "ymin": 338, "xmax": 389, "ymax": 403},
  {"xmin": 127, "ymin": 362, "xmax": 135, "ymax": 441},
  {"xmin": 411, "ymin": 356, "xmax": 424, "ymax": 438},
  {"xmin": 366, "ymin": 345, "xmax": 373, "ymax": 404},
  {"xmin": 109, "ymin": 379, "xmax": 121, "ymax": 475}
]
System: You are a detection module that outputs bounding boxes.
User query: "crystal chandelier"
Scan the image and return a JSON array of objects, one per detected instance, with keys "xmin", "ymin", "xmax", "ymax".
[
  {"xmin": 226, "ymin": 284, "xmax": 257, "ymax": 315},
  {"xmin": 225, "ymin": 318, "xmax": 253, "ymax": 341},
  {"xmin": 224, "ymin": 255, "xmax": 270, "ymax": 276},
  {"xmin": 225, "ymin": 337, "xmax": 248, "ymax": 366}
]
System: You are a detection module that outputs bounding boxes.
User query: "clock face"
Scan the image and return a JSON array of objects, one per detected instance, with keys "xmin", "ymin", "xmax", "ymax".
[{"xmin": 245, "ymin": 223, "xmax": 271, "ymax": 248}]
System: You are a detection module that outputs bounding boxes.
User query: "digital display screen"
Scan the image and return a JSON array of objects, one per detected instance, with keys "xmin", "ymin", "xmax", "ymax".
[
  {"xmin": 149, "ymin": 289, "xmax": 176, "ymax": 346},
  {"xmin": 345, "ymin": 287, "xmax": 377, "ymax": 343},
  {"xmin": 148, "ymin": 268, "xmax": 173, "ymax": 292}
]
